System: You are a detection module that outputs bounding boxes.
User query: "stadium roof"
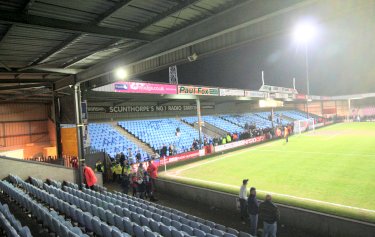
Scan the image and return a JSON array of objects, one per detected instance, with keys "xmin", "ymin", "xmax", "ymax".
[{"xmin": 0, "ymin": 0, "xmax": 372, "ymax": 102}]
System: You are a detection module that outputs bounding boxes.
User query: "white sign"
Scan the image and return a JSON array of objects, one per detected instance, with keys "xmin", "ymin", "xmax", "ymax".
[
  {"xmin": 259, "ymin": 99, "xmax": 284, "ymax": 108},
  {"xmin": 245, "ymin": 91, "xmax": 267, "ymax": 98},
  {"xmin": 219, "ymin": 88, "xmax": 245, "ymax": 97},
  {"xmin": 259, "ymin": 85, "xmax": 298, "ymax": 94}
]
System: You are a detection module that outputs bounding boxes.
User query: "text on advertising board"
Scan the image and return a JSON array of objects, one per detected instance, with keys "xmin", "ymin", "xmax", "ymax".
[
  {"xmin": 214, "ymin": 135, "xmax": 265, "ymax": 152},
  {"xmin": 114, "ymin": 82, "xmax": 177, "ymax": 94},
  {"xmin": 88, "ymin": 104, "xmax": 215, "ymax": 113},
  {"xmin": 178, "ymin": 85, "xmax": 219, "ymax": 96}
]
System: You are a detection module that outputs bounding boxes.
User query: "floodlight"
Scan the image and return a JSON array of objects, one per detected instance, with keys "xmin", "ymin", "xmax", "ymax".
[
  {"xmin": 115, "ymin": 67, "xmax": 128, "ymax": 80},
  {"xmin": 293, "ymin": 20, "xmax": 318, "ymax": 44}
]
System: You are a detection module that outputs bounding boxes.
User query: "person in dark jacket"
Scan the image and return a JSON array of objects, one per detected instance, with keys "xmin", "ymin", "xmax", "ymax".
[
  {"xmin": 247, "ymin": 187, "xmax": 259, "ymax": 236},
  {"xmin": 259, "ymin": 194, "xmax": 280, "ymax": 237}
]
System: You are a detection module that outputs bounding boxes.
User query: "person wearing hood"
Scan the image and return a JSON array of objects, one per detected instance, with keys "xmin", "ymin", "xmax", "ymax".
[{"xmin": 247, "ymin": 187, "xmax": 259, "ymax": 236}]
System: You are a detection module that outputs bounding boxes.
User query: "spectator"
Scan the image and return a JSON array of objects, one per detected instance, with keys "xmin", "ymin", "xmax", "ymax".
[
  {"xmin": 161, "ymin": 144, "xmax": 168, "ymax": 157},
  {"xmin": 169, "ymin": 144, "xmax": 174, "ymax": 156},
  {"xmin": 70, "ymin": 156, "xmax": 78, "ymax": 169},
  {"xmin": 119, "ymin": 152, "xmax": 125, "ymax": 166},
  {"xmin": 95, "ymin": 160, "xmax": 103, "ymax": 172},
  {"xmin": 131, "ymin": 173, "xmax": 137, "ymax": 196},
  {"xmin": 222, "ymin": 137, "xmax": 227, "ymax": 144},
  {"xmin": 111, "ymin": 162, "xmax": 122, "ymax": 182},
  {"xmin": 226, "ymin": 133, "xmax": 232, "ymax": 143},
  {"xmin": 83, "ymin": 163, "xmax": 97, "ymax": 190},
  {"xmin": 247, "ymin": 187, "xmax": 259, "ymax": 236},
  {"xmin": 136, "ymin": 163, "xmax": 145, "ymax": 199},
  {"xmin": 259, "ymin": 194, "xmax": 280, "ymax": 237},
  {"xmin": 120, "ymin": 173, "xmax": 130, "ymax": 194},
  {"xmin": 135, "ymin": 151, "xmax": 141, "ymax": 162},
  {"xmin": 147, "ymin": 160, "xmax": 158, "ymax": 201},
  {"xmin": 239, "ymin": 179, "xmax": 248, "ymax": 224}
]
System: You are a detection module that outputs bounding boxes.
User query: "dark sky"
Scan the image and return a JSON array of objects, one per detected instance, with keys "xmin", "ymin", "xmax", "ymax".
[{"xmin": 139, "ymin": 7, "xmax": 375, "ymax": 96}]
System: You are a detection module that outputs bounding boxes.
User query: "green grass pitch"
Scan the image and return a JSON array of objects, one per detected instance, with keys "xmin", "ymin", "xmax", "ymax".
[{"xmin": 160, "ymin": 122, "xmax": 375, "ymax": 223}]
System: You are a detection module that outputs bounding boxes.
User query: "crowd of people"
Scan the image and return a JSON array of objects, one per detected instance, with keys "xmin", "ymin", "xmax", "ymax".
[
  {"xmin": 95, "ymin": 153, "xmax": 159, "ymax": 202},
  {"xmin": 239, "ymin": 179, "xmax": 280, "ymax": 237}
]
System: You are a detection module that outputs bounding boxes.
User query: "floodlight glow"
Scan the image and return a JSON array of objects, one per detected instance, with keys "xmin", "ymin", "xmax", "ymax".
[
  {"xmin": 115, "ymin": 68, "xmax": 128, "ymax": 80},
  {"xmin": 293, "ymin": 20, "xmax": 318, "ymax": 44}
]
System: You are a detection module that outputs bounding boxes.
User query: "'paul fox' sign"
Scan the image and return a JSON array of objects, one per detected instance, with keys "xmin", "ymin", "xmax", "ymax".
[{"xmin": 178, "ymin": 85, "xmax": 219, "ymax": 96}]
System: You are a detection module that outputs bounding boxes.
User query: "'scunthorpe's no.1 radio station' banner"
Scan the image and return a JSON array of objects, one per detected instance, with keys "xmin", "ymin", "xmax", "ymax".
[
  {"xmin": 178, "ymin": 85, "xmax": 219, "ymax": 96},
  {"xmin": 219, "ymin": 88, "xmax": 245, "ymax": 97},
  {"xmin": 114, "ymin": 82, "xmax": 177, "ymax": 94},
  {"xmin": 88, "ymin": 104, "xmax": 215, "ymax": 113}
]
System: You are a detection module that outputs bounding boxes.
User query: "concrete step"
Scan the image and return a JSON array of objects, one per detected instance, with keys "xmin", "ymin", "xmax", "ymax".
[
  {"xmin": 110, "ymin": 122, "xmax": 155, "ymax": 155},
  {"xmin": 178, "ymin": 117, "xmax": 223, "ymax": 138}
]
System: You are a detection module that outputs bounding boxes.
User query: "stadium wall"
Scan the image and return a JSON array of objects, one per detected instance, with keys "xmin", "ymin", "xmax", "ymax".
[
  {"xmin": 0, "ymin": 156, "xmax": 103, "ymax": 185},
  {"xmin": 0, "ymin": 103, "xmax": 56, "ymax": 158},
  {"xmin": 156, "ymin": 179, "xmax": 375, "ymax": 237}
]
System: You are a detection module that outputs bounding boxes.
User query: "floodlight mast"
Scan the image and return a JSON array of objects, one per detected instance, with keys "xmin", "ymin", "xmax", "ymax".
[{"xmin": 293, "ymin": 20, "xmax": 318, "ymax": 119}]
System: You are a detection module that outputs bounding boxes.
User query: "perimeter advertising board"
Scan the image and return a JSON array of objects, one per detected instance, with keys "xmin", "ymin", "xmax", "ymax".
[
  {"xmin": 214, "ymin": 135, "xmax": 266, "ymax": 152},
  {"xmin": 114, "ymin": 82, "xmax": 177, "ymax": 94},
  {"xmin": 178, "ymin": 85, "xmax": 219, "ymax": 96}
]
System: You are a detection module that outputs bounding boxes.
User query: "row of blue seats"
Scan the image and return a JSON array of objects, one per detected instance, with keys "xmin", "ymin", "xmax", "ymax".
[
  {"xmin": 8, "ymin": 175, "xmax": 131, "ymax": 237},
  {"xmin": 0, "ymin": 179, "xmax": 87, "ymax": 237},
  {"xmin": 0, "ymin": 200, "xmax": 31, "ymax": 237},
  {"xmin": 182, "ymin": 116, "xmax": 244, "ymax": 134},
  {"xmin": 88, "ymin": 123, "xmax": 149, "ymax": 160},
  {"xmin": 220, "ymin": 114, "xmax": 273, "ymax": 129},
  {"xmin": 118, "ymin": 119, "xmax": 202, "ymax": 153},
  {"xmin": 34, "ymin": 176, "xmax": 251, "ymax": 237}
]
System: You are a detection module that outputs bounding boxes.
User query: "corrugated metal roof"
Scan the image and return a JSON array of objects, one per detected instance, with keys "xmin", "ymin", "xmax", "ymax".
[
  {"xmin": 29, "ymin": 0, "xmax": 119, "ymax": 23},
  {"xmin": 0, "ymin": 0, "xmax": 29, "ymax": 11},
  {"xmin": 0, "ymin": 0, "xmax": 241, "ymax": 101}
]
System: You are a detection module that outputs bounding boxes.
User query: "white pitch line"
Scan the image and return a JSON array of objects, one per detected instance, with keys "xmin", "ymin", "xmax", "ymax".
[
  {"xmin": 166, "ymin": 174, "xmax": 375, "ymax": 214},
  {"xmin": 252, "ymin": 149, "xmax": 375, "ymax": 157}
]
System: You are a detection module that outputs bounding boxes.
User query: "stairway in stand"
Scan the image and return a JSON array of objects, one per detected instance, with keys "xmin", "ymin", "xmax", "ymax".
[{"xmin": 109, "ymin": 122, "xmax": 155, "ymax": 156}]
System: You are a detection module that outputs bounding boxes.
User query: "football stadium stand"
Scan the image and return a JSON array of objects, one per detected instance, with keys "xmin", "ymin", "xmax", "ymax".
[
  {"xmin": 87, "ymin": 110, "xmax": 318, "ymax": 161},
  {"xmin": 0, "ymin": 174, "xmax": 251, "ymax": 237},
  {"xmin": 88, "ymin": 123, "xmax": 149, "ymax": 161},
  {"xmin": 118, "ymin": 119, "xmax": 202, "ymax": 154}
]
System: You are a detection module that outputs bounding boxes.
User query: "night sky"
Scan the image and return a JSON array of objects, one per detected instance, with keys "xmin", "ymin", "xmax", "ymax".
[{"xmin": 139, "ymin": 6, "xmax": 375, "ymax": 96}]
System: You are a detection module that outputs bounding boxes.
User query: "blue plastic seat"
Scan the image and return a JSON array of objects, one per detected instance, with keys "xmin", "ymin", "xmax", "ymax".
[
  {"xmin": 92, "ymin": 216, "xmax": 103, "ymax": 236},
  {"xmin": 193, "ymin": 228, "xmax": 206, "ymax": 237},
  {"xmin": 134, "ymin": 224, "xmax": 145, "ymax": 237},
  {"xmin": 159, "ymin": 224, "xmax": 172, "ymax": 237},
  {"xmin": 124, "ymin": 218, "xmax": 134, "ymax": 235},
  {"xmin": 101, "ymin": 223, "xmax": 113, "ymax": 237}
]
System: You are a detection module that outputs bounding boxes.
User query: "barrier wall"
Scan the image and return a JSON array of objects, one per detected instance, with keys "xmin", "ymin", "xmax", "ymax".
[
  {"xmin": 0, "ymin": 156, "xmax": 103, "ymax": 186},
  {"xmin": 156, "ymin": 179, "xmax": 375, "ymax": 237}
]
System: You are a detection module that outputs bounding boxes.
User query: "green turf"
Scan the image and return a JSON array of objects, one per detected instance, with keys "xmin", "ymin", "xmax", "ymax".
[{"xmin": 160, "ymin": 122, "xmax": 375, "ymax": 223}]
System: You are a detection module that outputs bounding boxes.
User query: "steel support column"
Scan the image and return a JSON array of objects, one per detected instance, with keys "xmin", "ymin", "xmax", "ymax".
[
  {"xmin": 52, "ymin": 91, "xmax": 62, "ymax": 159},
  {"xmin": 74, "ymin": 83, "xmax": 85, "ymax": 188},
  {"xmin": 196, "ymin": 98, "xmax": 203, "ymax": 146}
]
